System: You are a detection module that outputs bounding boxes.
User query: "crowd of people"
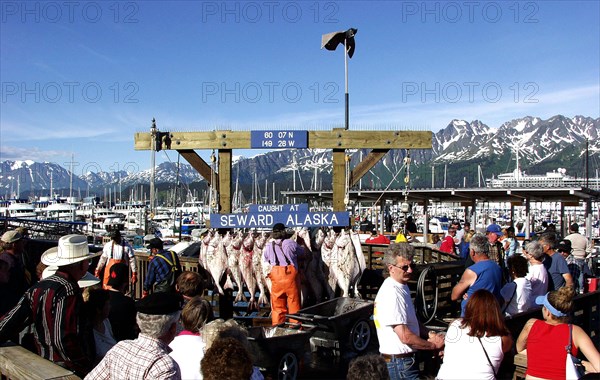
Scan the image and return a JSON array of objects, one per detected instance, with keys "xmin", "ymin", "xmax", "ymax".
[
  {"xmin": 373, "ymin": 223, "xmax": 599, "ymax": 380},
  {"xmin": 0, "ymin": 221, "xmax": 598, "ymax": 380}
]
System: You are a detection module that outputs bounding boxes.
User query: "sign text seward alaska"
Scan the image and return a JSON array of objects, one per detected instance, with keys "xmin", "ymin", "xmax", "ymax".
[{"xmin": 210, "ymin": 204, "xmax": 349, "ymax": 229}]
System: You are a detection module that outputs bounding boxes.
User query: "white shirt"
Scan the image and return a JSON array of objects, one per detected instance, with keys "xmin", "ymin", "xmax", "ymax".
[
  {"xmin": 526, "ymin": 263, "xmax": 548, "ymax": 298},
  {"xmin": 436, "ymin": 319, "xmax": 504, "ymax": 380},
  {"xmin": 99, "ymin": 241, "xmax": 137, "ymax": 272},
  {"xmin": 374, "ymin": 277, "xmax": 419, "ymax": 355},
  {"xmin": 454, "ymin": 229, "xmax": 465, "ymax": 245},
  {"xmin": 564, "ymin": 233, "xmax": 591, "ymax": 260},
  {"xmin": 169, "ymin": 333, "xmax": 205, "ymax": 380},
  {"xmin": 500, "ymin": 277, "xmax": 534, "ymax": 316}
]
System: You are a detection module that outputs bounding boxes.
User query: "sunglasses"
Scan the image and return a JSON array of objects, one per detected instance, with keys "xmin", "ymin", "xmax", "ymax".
[{"xmin": 389, "ymin": 263, "xmax": 416, "ymax": 272}]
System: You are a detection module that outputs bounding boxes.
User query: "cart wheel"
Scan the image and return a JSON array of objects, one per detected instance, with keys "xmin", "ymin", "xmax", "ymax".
[
  {"xmin": 350, "ymin": 319, "xmax": 371, "ymax": 352},
  {"xmin": 276, "ymin": 352, "xmax": 298, "ymax": 380}
]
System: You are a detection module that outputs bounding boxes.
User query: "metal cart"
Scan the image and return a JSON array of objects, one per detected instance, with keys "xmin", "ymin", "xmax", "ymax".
[
  {"xmin": 247, "ymin": 324, "xmax": 314, "ymax": 380},
  {"xmin": 287, "ymin": 297, "xmax": 374, "ymax": 354}
]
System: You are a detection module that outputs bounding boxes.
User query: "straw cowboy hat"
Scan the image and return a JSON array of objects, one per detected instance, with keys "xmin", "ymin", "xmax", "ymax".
[
  {"xmin": 42, "ymin": 266, "xmax": 101, "ymax": 288},
  {"xmin": 41, "ymin": 234, "xmax": 101, "ymax": 266}
]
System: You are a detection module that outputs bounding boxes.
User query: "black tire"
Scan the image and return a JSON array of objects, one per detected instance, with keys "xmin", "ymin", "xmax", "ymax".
[
  {"xmin": 276, "ymin": 352, "xmax": 298, "ymax": 380},
  {"xmin": 349, "ymin": 319, "xmax": 371, "ymax": 352}
]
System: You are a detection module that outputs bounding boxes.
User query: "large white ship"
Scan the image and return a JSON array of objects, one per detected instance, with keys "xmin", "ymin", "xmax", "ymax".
[{"xmin": 487, "ymin": 168, "xmax": 600, "ymax": 190}]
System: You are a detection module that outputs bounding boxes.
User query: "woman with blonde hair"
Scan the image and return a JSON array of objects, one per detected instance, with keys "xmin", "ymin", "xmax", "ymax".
[{"xmin": 516, "ymin": 287, "xmax": 600, "ymax": 378}]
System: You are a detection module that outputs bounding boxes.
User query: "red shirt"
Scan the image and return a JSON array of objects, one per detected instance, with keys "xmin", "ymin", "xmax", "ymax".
[
  {"xmin": 365, "ymin": 234, "xmax": 390, "ymax": 244},
  {"xmin": 526, "ymin": 320, "xmax": 577, "ymax": 380},
  {"xmin": 439, "ymin": 235, "xmax": 455, "ymax": 253}
]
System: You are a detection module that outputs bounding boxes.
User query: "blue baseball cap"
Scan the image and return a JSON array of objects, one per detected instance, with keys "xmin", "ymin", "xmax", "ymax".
[{"xmin": 486, "ymin": 224, "xmax": 503, "ymax": 236}]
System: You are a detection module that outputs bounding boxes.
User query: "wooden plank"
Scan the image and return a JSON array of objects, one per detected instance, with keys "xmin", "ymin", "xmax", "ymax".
[
  {"xmin": 0, "ymin": 344, "xmax": 81, "ymax": 380},
  {"xmin": 349, "ymin": 149, "xmax": 389, "ymax": 187},
  {"xmin": 178, "ymin": 150, "xmax": 216, "ymax": 186},
  {"xmin": 309, "ymin": 131, "xmax": 432, "ymax": 149},
  {"xmin": 134, "ymin": 130, "xmax": 432, "ymax": 150},
  {"xmin": 135, "ymin": 131, "xmax": 252, "ymax": 150}
]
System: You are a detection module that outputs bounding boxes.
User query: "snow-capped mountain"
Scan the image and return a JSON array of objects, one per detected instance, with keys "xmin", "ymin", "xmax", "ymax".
[{"xmin": 1, "ymin": 115, "xmax": 598, "ymax": 197}]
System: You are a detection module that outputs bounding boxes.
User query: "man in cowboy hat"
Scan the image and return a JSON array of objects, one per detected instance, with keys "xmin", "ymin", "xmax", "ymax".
[
  {"xmin": 0, "ymin": 234, "xmax": 101, "ymax": 377},
  {"xmin": 0, "ymin": 230, "xmax": 30, "ymax": 315},
  {"xmin": 85, "ymin": 292, "xmax": 183, "ymax": 379}
]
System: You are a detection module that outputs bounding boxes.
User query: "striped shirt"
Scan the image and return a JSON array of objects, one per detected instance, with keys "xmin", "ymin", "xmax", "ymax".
[
  {"xmin": 85, "ymin": 334, "xmax": 181, "ymax": 380},
  {"xmin": 0, "ymin": 272, "xmax": 90, "ymax": 376}
]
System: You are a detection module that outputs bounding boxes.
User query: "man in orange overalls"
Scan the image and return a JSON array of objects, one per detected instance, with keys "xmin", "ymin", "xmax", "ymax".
[
  {"xmin": 95, "ymin": 230, "xmax": 137, "ymax": 289},
  {"xmin": 263, "ymin": 223, "xmax": 307, "ymax": 325}
]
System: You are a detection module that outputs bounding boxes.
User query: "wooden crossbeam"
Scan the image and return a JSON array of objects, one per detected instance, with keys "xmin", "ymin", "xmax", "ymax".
[
  {"xmin": 134, "ymin": 128, "xmax": 432, "ymax": 216},
  {"xmin": 134, "ymin": 130, "xmax": 432, "ymax": 150}
]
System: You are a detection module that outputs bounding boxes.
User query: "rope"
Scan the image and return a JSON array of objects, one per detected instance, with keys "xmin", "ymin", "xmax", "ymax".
[
  {"xmin": 368, "ymin": 160, "xmax": 407, "ymax": 209},
  {"xmin": 415, "ymin": 265, "xmax": 439, "ymax": 325},
  {"xmin": 210, "ymin": 150, "xmax": 218, "ymax": 213},
  {"xmin": 344, "ymin": 154, "xmax": 351, "ymax": 206}
]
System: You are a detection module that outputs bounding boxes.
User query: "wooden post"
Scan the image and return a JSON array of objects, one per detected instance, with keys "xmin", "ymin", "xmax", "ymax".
[
  {"xmin": 332, "ymin": 149, "xmax": 346, "ymax": 212},
  {"xmin": 218, "ymin": 150, "xmax": 232, "ymax": 213}
]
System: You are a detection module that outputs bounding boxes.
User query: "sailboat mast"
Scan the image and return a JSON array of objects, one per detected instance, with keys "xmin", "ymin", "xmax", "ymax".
[
  {"xmin": 516, "ymin": 145, "xmax": 520, "ymax": 187},
  {"xmin": 69, "ymin": 154, "xmax": 74, "ymax": 200},
  {"xmin": 585, "ymin": 138, "xmax": 589, "ymax": 188}
]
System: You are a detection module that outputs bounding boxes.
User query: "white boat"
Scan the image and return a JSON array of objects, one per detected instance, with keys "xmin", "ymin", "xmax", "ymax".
[
  {"xmin": 7, "ymin": 200, "xmax": 37, "ymax": 219},
  {"xmin": 45, "ymin": 202, "xmax": 78, "ymax": 221},
  {"xmin": 487, "ymin": 168, "xmax": 600, "ymax": 189},
  {"xmin": 177, "ymin": 200, "xmax": 206, "ymax": 216}
]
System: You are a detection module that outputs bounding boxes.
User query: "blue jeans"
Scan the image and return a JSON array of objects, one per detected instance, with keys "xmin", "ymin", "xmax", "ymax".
[{"xmin": 386, "ymin": 355, "xmax": 419, "ymax": 380}]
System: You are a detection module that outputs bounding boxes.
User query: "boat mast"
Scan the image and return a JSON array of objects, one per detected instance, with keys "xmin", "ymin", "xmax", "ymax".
[
  {"xmin": 233, "ymin": 165, "xmax": 239, "ymax": 210},
  {"xmin": 516, "ymin": 145, "xmax": 520, "ymax": 187},
  {"xmin": 585, "ymin": 138, "xmax": 589, "ymax": 188},
  {"xmin": 69, "ymin": 153, "xmax": 74, "ymax": 200}
]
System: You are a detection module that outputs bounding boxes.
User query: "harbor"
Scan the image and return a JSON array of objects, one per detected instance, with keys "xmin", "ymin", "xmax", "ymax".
[
  {"xmin": 2, "ymin": 1, "xmax": 600, "ymax": 378},
  {"xmin": 1, "ymin": 126, "xmax": 600, "ymax": 379}
]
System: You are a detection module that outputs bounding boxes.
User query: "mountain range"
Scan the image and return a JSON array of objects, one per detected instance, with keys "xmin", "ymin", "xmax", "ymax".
[{"xmin": 1, "ymin": 115, "xmax": 598, "ymax": 200}]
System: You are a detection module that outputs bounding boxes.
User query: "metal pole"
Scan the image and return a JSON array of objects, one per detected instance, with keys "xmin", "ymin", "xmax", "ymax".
[
  {"xmin": 150, "ymin": 119, "xmax": 156, "ymax": 215},
  {"xmin": 344, "ymin": 38, "xmax": 349, "ymax": 130}
]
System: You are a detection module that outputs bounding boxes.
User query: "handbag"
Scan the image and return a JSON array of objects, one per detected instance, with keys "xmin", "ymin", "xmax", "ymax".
[{"xmin": 565, "ymin": 324, "xmax": 586, "ymax": 379}]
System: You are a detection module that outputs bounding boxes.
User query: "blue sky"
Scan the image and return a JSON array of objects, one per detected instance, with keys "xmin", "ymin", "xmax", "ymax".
[{"xmin": 1, "ymin": 0, "xmax": 599, "ymax": 178}]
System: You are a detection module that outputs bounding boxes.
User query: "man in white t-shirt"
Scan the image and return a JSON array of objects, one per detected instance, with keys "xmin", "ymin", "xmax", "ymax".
[{"xmin": 374, "ymin": 243, "xmax": 445, "ymax": 380}]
